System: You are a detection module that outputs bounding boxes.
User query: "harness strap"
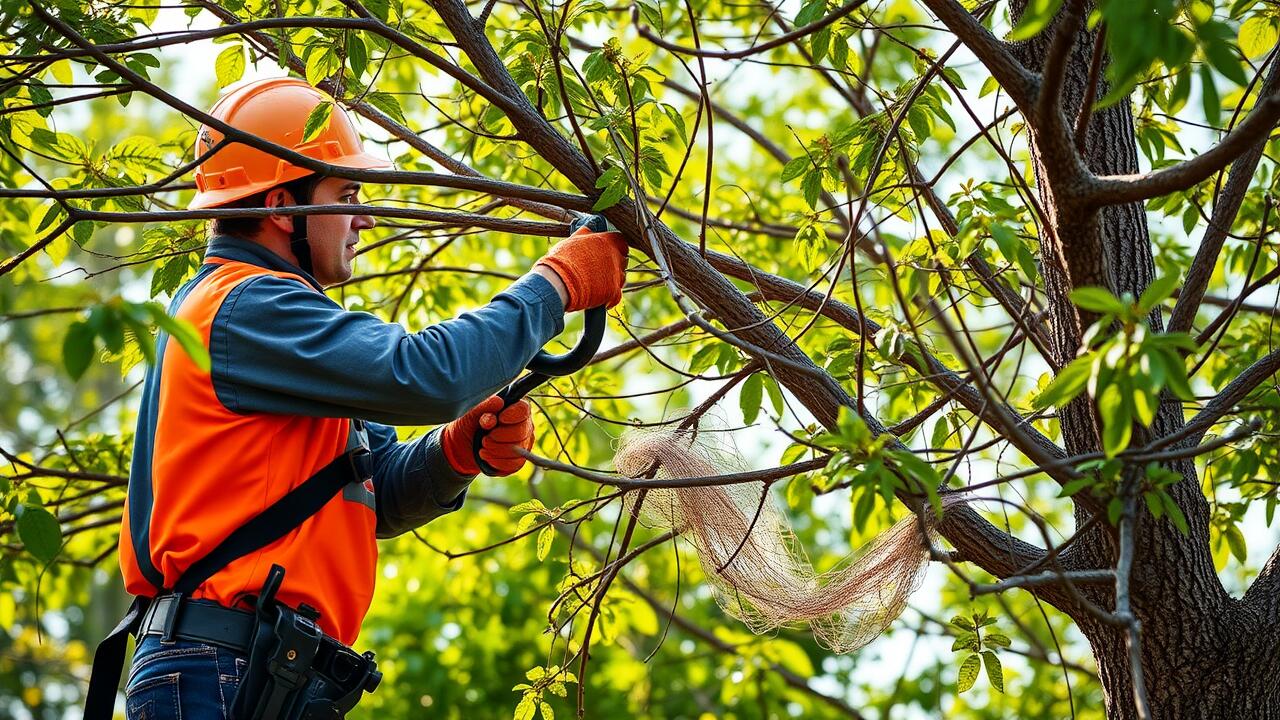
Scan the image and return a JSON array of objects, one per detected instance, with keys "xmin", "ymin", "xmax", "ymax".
[
  {"xmin": 83, "ymin": 433, "xmax": 374, "ymax": 720},
  {"xmin": 82, "ymin": 596, "xmax": 148, "ymax": 720},
  {"xmin": 172, "ymin": 446, "xmax": 372, "ymax": 596}
]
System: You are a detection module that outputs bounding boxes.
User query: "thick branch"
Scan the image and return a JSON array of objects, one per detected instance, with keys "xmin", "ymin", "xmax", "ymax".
[
  {"xmin": 430, "ymin": 0, "xmax": 1050, "ymax": 590},
  {"xmin": 1168, "ymin": 49, "xmax": 1280, "ymax": 334},
  {"xmin": 1169, "ymin": 348, "xmax": 1280, "ymax": 446},
  {"xmin": 1087, "ymin": 93, "xmax": 1280, "ymax": 206},
  {"xmin": 916, "ymin": 0, "xmax": 1038, "ymax": 112}
]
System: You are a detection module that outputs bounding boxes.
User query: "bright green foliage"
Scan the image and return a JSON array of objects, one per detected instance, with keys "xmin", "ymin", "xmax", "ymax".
[
  {"xmin": 1034, "ymin": 280, "xmax": 1197, "ymax": 457},
  {"xmin": 950, "ymin": 610, "xmax": 1007, "ymax": 694},
  {"xmin": 60, "ymin": 298, "xmax": 209, "ymax": 381},
  {"xmin": 0, "ymin": 0, "xmax": 1277, "ymax": 718}
]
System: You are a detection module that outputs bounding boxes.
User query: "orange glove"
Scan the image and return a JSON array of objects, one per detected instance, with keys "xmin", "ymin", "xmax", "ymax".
[
  {"xmin": 440, "ymin": 396, "xmax": 534, "ymax": 476},
  {"xmin": 535, "ymin": 222, "xmax": 629, "ymax": 313}
]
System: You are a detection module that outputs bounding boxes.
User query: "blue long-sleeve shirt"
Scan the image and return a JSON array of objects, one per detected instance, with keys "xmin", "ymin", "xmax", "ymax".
[{"xmin": 172, "ymin": 234, "xmax": 563, "ymax": 536}]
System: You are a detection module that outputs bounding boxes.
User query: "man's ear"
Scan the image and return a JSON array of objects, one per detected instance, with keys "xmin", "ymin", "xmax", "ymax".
[{"xmin": 263, "ymin": 186, "xmax": 296, "ymax": 235}]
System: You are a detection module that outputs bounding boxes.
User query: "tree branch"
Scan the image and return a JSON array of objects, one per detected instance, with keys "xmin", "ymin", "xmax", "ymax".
[
  {"xmin": 1166, "ymin": 348, "xmax": 1280, "ymax": 447},
  {"xmin": 916, "ymin": 0, "xmax": 1039, "ymax": 112},
  {"xmin": 1087, "ymin": 92, "xmax": 1280, "ymax": 207},
  {"xmin": 1168, "ymin": 48, "xmax": 1280, "ymax": 334},
  {"xmin": 632, "ymin": 0, "xmax": 871, "ymax": 60}
]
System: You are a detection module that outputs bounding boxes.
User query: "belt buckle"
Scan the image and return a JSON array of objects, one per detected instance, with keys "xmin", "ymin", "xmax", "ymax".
[
  {"xmin": 348, "ymin": 447, "xmax": 373, "ymax": 480},
  {"xmin": 159, "ymin": 593, "xmax": 185, "ymax": 645}
]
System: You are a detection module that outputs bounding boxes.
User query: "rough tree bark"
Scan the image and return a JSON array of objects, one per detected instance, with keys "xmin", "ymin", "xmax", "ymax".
[
  {"xmin": 425, "ymin": 0, "xmax": 1280, "ymax": 712},
  {"xmin": 1008, "ymin": 2, "xmax": 1279, "ymax": 717}
]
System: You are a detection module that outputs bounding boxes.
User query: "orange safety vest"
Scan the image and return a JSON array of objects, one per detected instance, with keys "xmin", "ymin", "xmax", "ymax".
[{"xmin": 119, "ymin": 258, "xmax": 378, "ymax": 645}]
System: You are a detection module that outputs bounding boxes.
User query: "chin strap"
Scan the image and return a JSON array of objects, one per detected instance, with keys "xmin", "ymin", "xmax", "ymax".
[{"xmin": 287, "ymin": 183, "xmax": 315, "ymax": 277}]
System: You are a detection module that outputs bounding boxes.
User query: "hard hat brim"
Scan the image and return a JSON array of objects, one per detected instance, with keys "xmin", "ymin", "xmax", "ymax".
[{"xmin": 188, "ymin": 151, "xmax": 393, "ymax": 210}]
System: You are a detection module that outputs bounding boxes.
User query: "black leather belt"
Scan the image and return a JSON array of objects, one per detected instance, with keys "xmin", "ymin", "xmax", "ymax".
[{"xmin": 138, "ymin": 595, "xmax": 255, "ymax": 655}]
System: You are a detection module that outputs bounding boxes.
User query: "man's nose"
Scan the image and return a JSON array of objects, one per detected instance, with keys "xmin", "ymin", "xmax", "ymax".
[{"xmin": 354, "ymin": 212, "xmax": 377, "ymax": 231}]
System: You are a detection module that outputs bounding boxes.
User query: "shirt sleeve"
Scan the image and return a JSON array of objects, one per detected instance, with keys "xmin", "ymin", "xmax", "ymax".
[
  {"xmin": 208, "ymin": 273, "xmax": 565, "ymax": 425},
  {"xmin": 365, "ymin": 422, "xmax": 474, "ymax": 538}
]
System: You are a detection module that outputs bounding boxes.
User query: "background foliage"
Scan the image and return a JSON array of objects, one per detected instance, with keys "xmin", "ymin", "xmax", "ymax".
[{"xmin": 2, "ymin": 0, "xmax": 1278, "ymax": 718}]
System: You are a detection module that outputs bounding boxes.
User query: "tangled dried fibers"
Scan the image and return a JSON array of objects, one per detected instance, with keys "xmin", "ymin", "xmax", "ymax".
[{"xmin": 614, "ymin": 425, "xmax": 935, "ymax": 654}]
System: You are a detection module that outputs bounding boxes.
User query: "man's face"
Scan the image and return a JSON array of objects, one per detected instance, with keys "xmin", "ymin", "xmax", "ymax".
[{"xmin": 297, "ymin": 176, "xmax": 375, "ymax": 286}]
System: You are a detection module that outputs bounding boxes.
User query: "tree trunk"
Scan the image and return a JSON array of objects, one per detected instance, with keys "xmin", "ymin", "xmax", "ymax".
[{"xmin": 1006, "ymin": 4, "xmax": 1279, "ymax": 717}]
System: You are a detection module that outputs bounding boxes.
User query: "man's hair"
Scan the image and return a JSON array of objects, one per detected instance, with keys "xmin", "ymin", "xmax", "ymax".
[{"xmin": 209, "ymin": 174, "xmax": 323, "ymax": 239}]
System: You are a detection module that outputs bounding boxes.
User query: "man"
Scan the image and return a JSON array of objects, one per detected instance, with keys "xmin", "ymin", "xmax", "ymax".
[{"xmin": 93, "ymin": 77, "xmax": 628, "ymax": 719}]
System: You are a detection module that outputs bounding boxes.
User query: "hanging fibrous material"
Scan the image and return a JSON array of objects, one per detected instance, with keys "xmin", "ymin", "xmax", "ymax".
[{"xmin": 614, "ymin": 426, "xmax": 934, "ymax": 654}]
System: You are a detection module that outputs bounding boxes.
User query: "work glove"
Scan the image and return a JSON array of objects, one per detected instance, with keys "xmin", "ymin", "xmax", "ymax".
[
  {"xmin": 534, "ymin": 213, "xmax": 629, "ymax": 313},
  {"xmin": 440, "ymin": 396, "xmax": 534, "ymax": 476}
]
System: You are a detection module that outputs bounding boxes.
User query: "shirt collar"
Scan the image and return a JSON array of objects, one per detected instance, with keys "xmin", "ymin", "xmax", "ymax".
[{"xmin": 204, "ymin": 234, "xmax": 324, "ymax": 292}]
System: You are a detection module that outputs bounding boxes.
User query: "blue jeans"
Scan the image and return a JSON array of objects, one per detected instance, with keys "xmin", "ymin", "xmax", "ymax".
[{"xmin": 125, "ymin": 636, "xmax": 247, "ymax": 720}]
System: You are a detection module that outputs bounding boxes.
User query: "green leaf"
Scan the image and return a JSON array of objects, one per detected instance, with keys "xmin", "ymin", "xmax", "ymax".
[
  {"xmin": 688, "ymin": 343, "xmax": 720, "ymax": 374},
  {"xmin": 145, "ymin": 305, "xmax": 211, "ymax": 372},
  {"xmin": 983, "ymin": 632, "xmax": 1011, "ymax": 648},
  {"xmin": 50, "ymin": 58, "xmax": 73, "ymax": 85},
  {"xmin": 1033, "ymin": 355, "xmax": 1092, "ymax": 410},
  {"xmin": 1099, "ymin": 384, "xmax": 1132, "ymax": 457},
  {"xmin": 1204, "ymin": 33, "xmax": 1248, "ymax": 86},
  {"xmin": 1137, "ymin": 273, "xmax": 1179, "ymax": 312},
  {"xmin": 762, "ymin": 374, "xmax": 784, "ymax": 415},
  {"xmin": 215, "ymin": 44, "xmax": 245, "ymax": 88},
  {"xmin": 1162, "ymin": 492, "xmax": 1189, "ymax": 535},
  {"xmin": 1225, "ymin": 524, "xmax": 1247, "ymax": 562},
  {"xmin": 831, "ymin": 34, "xmax": 849, "ymax": 70},
  {"xmin": 1239, "ymin": 16, "xmax": 1279, "ymax": 58},
  {"xmin": 96, "ymin": 306, "xmax": 125, "ymax": 353},
  {"xmin": 740, "ymin": 372, "xmax": 764, "ymax": 425},
  {"xmin": 514, "ymin": 695, "xmax": 537, "ymax": 720},
  {"xmin": 366, "ymin": 91, "xmax": 408, "ymax": 126},
  {"xmin": 346, "ymin": 34, "xmax": 369, "ymax": 78},
  {"xmin": 1009, "ymin": 0, "xmax": 1064, "ymax": 40},
  {"xmin": 951, "ymin": 634, "xmax": 978, "ymax": 652},
  {"xmin": 151, "ymin": 253, "xmax": 194, "ymax": 297},
  {"xmin": 982, "ymin": 651, "xmax": 1005, "ymax": 693},
  {"xmin": 1058, "ymin": 476, "xmax": 1096, "ymax": 498},
  {"xmin": 801, "ymin": 170, "xmax": 823, "ymax": 210},
  {"xmin": 510, "ymin": 499, "xmax": 547, "ymax": 515},
  {"xmin": 305, "ymin": 45, "xmax": 341, "ymax": 86},
  {"xmin": 16, "ymin": 504, "xmax": 62, "ymax": 563},
  {"xmin": 781, "ymin": 157, "xmax": 809, "ymax": 183},
  {"xmin": 1107, "ymin": 496, "xmax": 1124, "ymax": 525},
  {"xmin": 1157, "ymin": 350, "xmax": 1195, "ymax": 401},
  {"xmin": 950, "ymin": 615, "xmax": 974, "ymax": 631},
  {"xmin": 1133, "ymin": 385, "xmax": 1158, "ymax": 426},
  {"xmin": 592, "ymin": 184, "xmax": 626, "ymax": 211},
  {"xmin": 794, "ymin": 0, "xmax": 827, "ymax": 27},
  {"xmin": 302, "ymin": 101, "xmax": 335, "ymax": 143},
  {"xmin": 1200, "ymin": 64, "xmax": 1221, "ymax": 124},
  {"xmin": 536, "ymin": 525, "xmax": 554, "ymax": 561},
  {"xmin": 516, "ymin": 513, "xmax": 540, "ymax": 533},
  {"xmin": 62, "ymin": 320, "xmax": 96, "ymax": 380},
  {"xmin": 957, "ymin": 653, "xmax": 981, "ymax": 693},
  {"xmin": 1070, "ymin": 287, "xmax": 1127, "ymax": 315},
  {"xmin": 662, "ymin": 104, "xmax": 687, "ymax": 144},
  {"xmin": 540, "ymin": 701, "xmax": 555, "ymax": 720},
  {"xmin": 1143, "ymin": 490, "xmax": 1164, "ymax": 518},
  {"xmin": 364, "ymin": 0, "xmax": 391, "ymax": 22},
  {"xmin": 810, "ymin": 27, "xmax": 831, "ymax": 64}
]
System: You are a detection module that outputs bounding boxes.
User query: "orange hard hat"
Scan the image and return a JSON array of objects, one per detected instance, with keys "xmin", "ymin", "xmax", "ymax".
[{"xmin": 189, "ymin": 77, "xmax": 391, "ymax": 209}]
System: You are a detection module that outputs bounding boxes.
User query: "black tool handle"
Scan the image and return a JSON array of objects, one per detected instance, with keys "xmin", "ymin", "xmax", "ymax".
[{"xmin": 472, "ymin": 305, "xmax": 606, "ymax": 475}]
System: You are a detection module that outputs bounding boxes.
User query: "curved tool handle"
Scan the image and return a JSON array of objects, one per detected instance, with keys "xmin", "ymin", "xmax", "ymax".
[
  {"xmin": 525, "ymin": 305, "xmax": 606, "ymax": 375},
  {"xmin": 472, "ymin": 305, "xmax": 607, "ymax": 476}
]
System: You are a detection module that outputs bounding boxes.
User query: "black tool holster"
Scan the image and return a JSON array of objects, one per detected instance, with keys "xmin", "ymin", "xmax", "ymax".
[{"xmin": 231, "ymin": 565, "xmax": 381, "ymax": 720}]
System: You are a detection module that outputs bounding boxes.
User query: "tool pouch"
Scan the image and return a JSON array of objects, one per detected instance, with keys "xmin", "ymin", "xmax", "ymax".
[{"xmin": 231, "ymin": 565, "xmax": 382, "ymax": 720}]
